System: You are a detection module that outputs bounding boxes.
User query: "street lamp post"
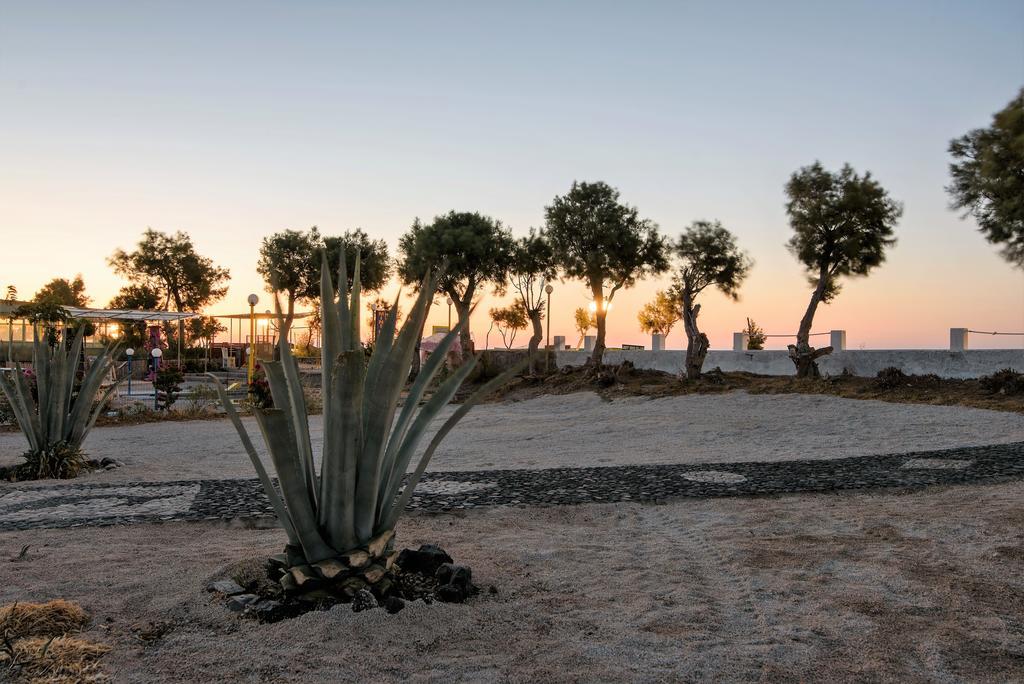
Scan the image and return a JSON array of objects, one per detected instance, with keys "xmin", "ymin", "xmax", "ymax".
[
  {"xmin": 247, "ymin": 294, "xmax": 259, "ymax": 384},
  {"xmin": 545, "ymin": 283, "xmax": 554, "ymax": 373},
  {"xmin": 125, "ymin": 348, "xmax": 134, "ymax": 396},
  {"xmin": 150, "ymin": 348, "xmax": 163, "ymax": 409},
  {"xmin": 445, "ymin": 296, "xmax": 453, "ymax": 331}
]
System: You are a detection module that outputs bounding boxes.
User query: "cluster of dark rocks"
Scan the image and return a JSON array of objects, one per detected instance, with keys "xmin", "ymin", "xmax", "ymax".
[
  {"xmin": 207, "ymin": 540, "xmax": 478, "ymax": 623},
  {"xmin": 86, "ymin": 457, "xmax": 125, "ymax": 472}
]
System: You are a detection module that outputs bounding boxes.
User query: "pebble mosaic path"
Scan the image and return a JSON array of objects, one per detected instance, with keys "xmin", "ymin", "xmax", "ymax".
[{"xmin": 1, "ymin": 441, "xmax": 1023, "ymax": 531}]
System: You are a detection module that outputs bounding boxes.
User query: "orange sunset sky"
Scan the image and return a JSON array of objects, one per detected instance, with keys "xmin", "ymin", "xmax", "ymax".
[{"xmin": 2, "ymin": 2, "xmax": 1022, "ymax": 351}]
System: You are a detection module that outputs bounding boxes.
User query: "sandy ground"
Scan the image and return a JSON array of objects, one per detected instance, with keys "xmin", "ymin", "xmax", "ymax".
[
  {"xmin": 3, "ymin": 391, "xmax": 1024, "ymax": 483},
  {"xmin": 3, "ymin": 481, "xmax": 1024, "ymax": 682}
]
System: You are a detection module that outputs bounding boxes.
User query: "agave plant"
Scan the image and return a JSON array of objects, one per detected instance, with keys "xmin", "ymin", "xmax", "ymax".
[
  {"xmin": 0, "ymin": 324, "xmax": 123, "ymax": 479},
  {"xmin": 212, "ymin": 252, "xmax": 523, "ymax": 578}
]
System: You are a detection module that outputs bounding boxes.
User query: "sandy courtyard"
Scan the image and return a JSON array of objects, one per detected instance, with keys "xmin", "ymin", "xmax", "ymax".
[
  {"xmin": 3, "ymin": 481, "xmax": 1024, "ymax": 682},
  {"xmin": 2, "ymin": 391, "xmax": 1023, "ymax": 483}
]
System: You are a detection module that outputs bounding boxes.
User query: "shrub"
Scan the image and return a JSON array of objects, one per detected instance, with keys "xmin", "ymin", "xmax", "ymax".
[
  {"xmin": 153, "ymin": 366, "xmax": 184, "ymax": 410},
  {"xmin": 874, "ymin": 366, "xmax": 907, "ymax": 390},
  {"xmin": 980, "ymin": 368, "xmax": 1024, "ymax": 395}
]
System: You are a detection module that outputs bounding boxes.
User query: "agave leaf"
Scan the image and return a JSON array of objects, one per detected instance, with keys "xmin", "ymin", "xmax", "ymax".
[
  {"xmin": 360, "ymin": 301, "xmax": 399, "ymax": 426},
  {"xmin": 320, "ymin": 348, "xmax": 364, "ymax": 549},
  {"xmin": 0, "ymin": 370, "xmax": 39, "ymax": 453},
  {"xmin": 350, "ymin": 250, "xmax": 361, "ymax": 347},
  {"xmin": 67, "ymin": 344, "xmax": 122, "ymax": 448},
  {"xmin": 356, "ymin": 271, "xmax": 433, "ymax": 537},
  {"xmin": 382, "ymin": 357, "xmax": 529, "ymax": 531},
  {"xmin": 336, "ymin": 247, "xmax": 351, "ymax": 352},
  {"xmin": 376, "ymin": 354, "xmax": 479, "ymax": 525},
  {"xmin": 271, "ymin": 292, "xmax": 319, "ymax": 506},
  {"xmin": 261, "ymin": 360, "xmax": 318, "ymax": 508},
  {"xmin": 254, "ymin": 408, "xmax": 336, "ymax": 562},
  {"xmin": 9, "ymin": 361, "xmax": 42, "ymax": 451},
  {"xmin": 382, "ymin": 315, "xmax": 467, "ymax": 473},
  {"xmin": 208, "ymin": 373, "xmax": 299, "ymax": 545}
]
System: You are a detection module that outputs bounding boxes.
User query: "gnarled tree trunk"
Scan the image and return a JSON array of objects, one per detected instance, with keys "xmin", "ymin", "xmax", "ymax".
[
  {"xmin": 789, "ymin": 269, "xmax": 834, "ymax": 378},
  {"xmin": 526, "ymin": 308, "xmax": 543, "ymax": 375},
  {"xmin": 681, "ymin": 290, "xmax": 708, "ymax": 380}
]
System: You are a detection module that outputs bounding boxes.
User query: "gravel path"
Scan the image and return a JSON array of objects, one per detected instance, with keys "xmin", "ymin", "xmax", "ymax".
[{"xmin": 2, "ymin": 392, "xmax": 1023, "ymax": 483}]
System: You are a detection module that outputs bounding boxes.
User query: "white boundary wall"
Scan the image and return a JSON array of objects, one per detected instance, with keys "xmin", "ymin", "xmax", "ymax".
[{"xmin": 554, "ymin": 349, "xmax": 1024, "ymax": 379}]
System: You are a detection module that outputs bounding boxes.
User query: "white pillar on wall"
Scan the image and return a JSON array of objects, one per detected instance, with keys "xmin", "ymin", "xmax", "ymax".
[
  {"xmin": 830, "ymin": 330, "xmax": 847, "ymax": 351},
  {"xmin": 652, "ymin": 333, "xmax": 666, "ymax": 351},
  {"xmin": 950, "ymin": 328, "xmax": 969, "ymax": 351},
  {"xmin": 733, "ymin": 332, "xmax": 749, "ymax": 351},
  {"xmin": 553, "ymin": 335, "xmax": 565, "ymax": 351},
  {"xmin": 583, "ymin": 335, "xmax": 596, "ymax": 352}
]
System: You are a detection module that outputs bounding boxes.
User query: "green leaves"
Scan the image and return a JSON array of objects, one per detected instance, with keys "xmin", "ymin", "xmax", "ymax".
[
  {"xmin": 0, "ymin": 323, "xmax": 124, "ymax": 466},
  {"xmin": 220, "ymin": 248, "xmax": 517, "ymax": 561}
]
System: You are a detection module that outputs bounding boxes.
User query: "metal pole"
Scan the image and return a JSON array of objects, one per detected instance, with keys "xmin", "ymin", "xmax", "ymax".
[
  {"xmin": 545, "ymin": 285, "xmax": 553, "ymax": 373},
  {"xmin": 248, "ymin": 305, "xmax": 256, "ymax": 384}
]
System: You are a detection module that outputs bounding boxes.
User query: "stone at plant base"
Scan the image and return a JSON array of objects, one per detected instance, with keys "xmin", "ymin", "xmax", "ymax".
[
  {"xmin": 371, "ymin": 577, "xmax": 394, "ymax": 601},
  {"xmin": 435, "ymin": 563, "xmax": 472, "ymax": 590},
  {"xmin": 338, "ymin": 576, "xmax": 368, "ymax": 599},
  {"xmin": 367, "ymin": 530, "xmax": 395, "ymax": 558},
  {"xmin": 383, "ymin": 596, "xmax": 405, "ymax": 615},
  {"xmin": 312, "ymin": 558, "xmax": 347, "ymax": 580},
  {"xmin": 227, "ymin": 594, "xmax": 260, "ymax": 612},
  {"xmin": 206, "ymin": 579, "xmax": 245, "ymax": 595},
  {"xmin": 289, "ymin": 565, "xmax": 319, "ymax": 587},
  {"xmin": 296, "ymin": 589, "xmax": 336, "ymax": 605},
  {"xmin": 436, "ymin": 584, "xmax": 467, "ymax": 604},
  {"xmin": 267, "ymin": 553, "xmax": 289, "ymax": 571},
  {"xmin": 397, "ymin": 544, "xmax": 453, "ymax": 575},
  {"xmin": 342, "ymin": 549, "xmax": 371, "ymax": 569},
  {"xmin": 250, "ymin": 599, "xmax": 284, "ymax": 621},
  {"xmin": 279, "ymin": 573, "xmax": 299, "ymax": 594},
  {"xmin": 351, "ymin": 589, "xmax": 378, "ymax": 613},
  {"xmin": 363, "ymin": 564, "xmax": 386, "ymax": 584}
]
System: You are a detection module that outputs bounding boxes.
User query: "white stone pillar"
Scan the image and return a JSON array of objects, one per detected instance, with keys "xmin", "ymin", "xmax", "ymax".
[
  {"xmin": 583, "ymin": 335, "xmax": 596, "ymax": 352},
  {"xmin": 950, "ymin": 328, "xmax": 969, "ymax": 351},
  {"xmin": 733, "ymin": 332, "xmax": 749, "ymax": 351},
  {"xmin": 830, "ymin": 330, "xmax": 847, "ymax": 351},
  {"xmin": 553, "ymin": 335, "xmax": 565, "ymax": 351},
  {"xmin": 652, "ymin": 333, "xmax": 666, "ymax": 351}
]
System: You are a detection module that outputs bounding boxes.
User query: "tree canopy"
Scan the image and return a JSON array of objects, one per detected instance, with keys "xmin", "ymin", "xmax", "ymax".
[
  {"xmin": 669, "ymin": 221, "xmax": 751, "ymax": 379},
  {"xmin": 509, "ymin": 229, "xmax": 557, "ymax": 368},
  {"xmin": 489, "ymin": 300, "xmax": 529, "ymax": 350},
  {"xmin": 637, "ymin": 290, "xmax": 680, "ymax": 336},
  {"xmin": 398, "ymin": 211, "xmax": 514, "ymax": 351},
  {"xmin": 785, "ymin": 162, "xmax": 901, "ymax": 376},
  {"xmin": 109, "ymin": 229, "xmax": 230, "ymax": 313},
  {"xmin": 33, "ymin": 276, "xmax": 89, "ymax": 307},
  {"xmin": 947, "ymin": 88, "xmax": 1024, "ymax": 268},
  {"xmin": 545, "ymin": 181, "xmax": 668, "ymax": 364}
]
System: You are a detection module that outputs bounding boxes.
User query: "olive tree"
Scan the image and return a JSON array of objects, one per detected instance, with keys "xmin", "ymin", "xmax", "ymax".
[
  {"xmin": 508, "ymin": 229, "xmax": 557, "ymax": 372},
  {"xmin": 489, "ymin": 301, "xmax": 529, "ymax": 350},
  {"xmin": 947, "ymin": 88, "xmax": 1024, "ymax": 268},
  {"xmin": 545, "ymin": 181, "xmax": 669, "ymax": 366},
  {"xmin": 109, "ymin": 229, "xmax": 230, "ymax": 352},
  {"xmin": 785, "ymin": 162, "xmax": 902, "ymax": 377},
  {"xmin": 398, "ymin": 212, "xmax": 514, "ymax": 353},
  {"xmin": 669, "ymin": 221, "xmax": 752, "ymax": 380},
  {"xmin": 258, "ymin": 227, "xmax": 390, "ymax": 340},
  {"xmin": 637, "ymin": 290, "xmax": 680, "ymax": 336}
]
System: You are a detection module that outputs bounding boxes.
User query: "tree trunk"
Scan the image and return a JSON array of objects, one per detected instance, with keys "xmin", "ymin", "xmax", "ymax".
[
  {"xmin": 527, "ymin": 309, "xmax": 543, "ymax": 375},
  {"xmin": 681, "ymin": 290, "xmax": 708, "ymax": 380},
  {"xmin": 590, "ymin": 285, "xmax": 606, "ymax": 367},
  {"xmin": 789, "ymin": 269, "xmax": 833, "ymax": 378},
  {"xmin": 453, "ymin": 300, "xmax": 473, "ymax": 355}
]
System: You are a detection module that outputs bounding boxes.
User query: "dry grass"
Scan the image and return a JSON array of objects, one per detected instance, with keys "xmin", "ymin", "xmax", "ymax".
[
  {"xmin": 0, "ymin": 600, "xmax": 110, "ymax": 683},
  {"xmin": 0, "ymin": 600, "xmax": 89, "ymax": 640},
  {"xmin": 489, "ymin": 364, "xmax": 1024, "ymax": 414}
]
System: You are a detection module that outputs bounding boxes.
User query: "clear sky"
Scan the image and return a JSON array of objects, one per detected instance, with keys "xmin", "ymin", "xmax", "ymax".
[{"xmin": 1, "ymin": 1, "xmax": 1022, "ymax": 350}]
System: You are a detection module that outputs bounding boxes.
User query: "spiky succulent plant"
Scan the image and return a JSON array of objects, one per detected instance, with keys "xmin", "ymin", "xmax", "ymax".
[
  {"xmin": 213, "ymin": 252, "xmax": 522, "ymax": 566},
  {"xmin": 0, "ymin": 325, "xmax": 123, "ymax": 478}
]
